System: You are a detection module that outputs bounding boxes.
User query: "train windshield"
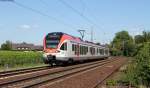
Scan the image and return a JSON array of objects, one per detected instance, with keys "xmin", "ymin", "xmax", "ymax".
[{"xmin": 45, "ymin": 32, "xmax": 63, "ymax": 48}]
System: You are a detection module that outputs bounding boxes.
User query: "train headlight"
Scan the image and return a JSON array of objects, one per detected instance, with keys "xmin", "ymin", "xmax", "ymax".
[
  {"xmin": 43, "ymin": 54, "xmax": 47, "ymax": 58},
  {"xmin": 55, "ymin": 50, "xmax": 60, "ymax": 53}
]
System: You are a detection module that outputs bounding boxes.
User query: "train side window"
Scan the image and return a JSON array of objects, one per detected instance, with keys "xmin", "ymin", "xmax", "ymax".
[
  {"xmin": 83, "ymin": 46, "xmax": 85, "ymax": 55},
  {"xmin": 105, "ymin": 49, "xmax": 108, "ymax": 55},
  {"xmin": 93, "ymin": 48, "xmax": 95, "ymax": 55},
  {"xmin": 97, "ymin": 48, "xmax": 99, "ymax": 54},
  {"xmin": 74, "ymin": 45, "xmax": 77, "ymax": 55},
  {"xmin": 90, "ymin": 47, "xmax": 95, "ymax": 55},
  {"xmin": 72, "ymin": 44, "xmax": 75, "ymax": 51},
  {"xmin": 100, "ymin": 49, "xmax": 104, "ymax": 55},
  {"xmin": 90, "ymin": 47, "xmax": 92, "ymax": 54},
  {"xmin": 84, "ymin": 46, "xmax": 86, "ymax": 55},
  {"xmin": 87, "ymin": 47, "xmax": 88, "ymax": 53}
]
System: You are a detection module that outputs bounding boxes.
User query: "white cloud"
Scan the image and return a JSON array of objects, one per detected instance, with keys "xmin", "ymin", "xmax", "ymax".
[
  {"xmin": 19, "ymin": 24, "xmax": 39, "ymax": 30},
  {"xmin": 20, "ymin": 24, "xmax": 31, "ymax": 29}
]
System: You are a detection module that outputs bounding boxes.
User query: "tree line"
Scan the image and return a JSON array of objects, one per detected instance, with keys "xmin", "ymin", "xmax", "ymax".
[
  {"xmin": 110, "ymin": 30, "xmax": 150, "ymax": 87},
  {"xmin": 0, "ymin": 41, "xmax": 12, "ymax": 50},
  {"xmin": 110, "ymin": 30, "xmax": 150, "ymax": 56}
]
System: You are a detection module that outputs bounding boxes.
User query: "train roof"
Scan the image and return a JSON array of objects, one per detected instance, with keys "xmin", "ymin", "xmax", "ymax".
[
  {"xmin": 69, "ymin": 40, "xmax": 108, "ymax": 48},
  {"xmin": 47, "ymin": 32, "xmax": 108, "ymax": 48}
]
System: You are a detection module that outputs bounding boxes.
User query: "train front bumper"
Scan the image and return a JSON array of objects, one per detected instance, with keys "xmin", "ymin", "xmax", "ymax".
[{"xmin": 43, "ymin": 54, "xmax": 68, "ymax": 64}]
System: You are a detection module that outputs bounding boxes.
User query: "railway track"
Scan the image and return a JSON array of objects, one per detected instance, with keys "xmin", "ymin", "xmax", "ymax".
[
  {"xmin": 0, "ymin": 57, "xmax": 118, "ymax": 88},
  {"xmin": 92, "ymin": 58, "xmax": 127, "ymax": 88},
  {"xmin": 0, "ymin": 65, "xmax": 50, "ymax": 78},
  {"xmin": 39, "ymin": 56, "xmax": 127, "ymax": 88}
]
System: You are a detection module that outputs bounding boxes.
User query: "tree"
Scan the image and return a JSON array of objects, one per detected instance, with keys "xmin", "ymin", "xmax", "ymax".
[
  {"xmin": 134, "ymin": 35, "xmax": 144, "ymax": 44},
  {"xmin": 110, "ymin": 31, "xmax": 135, "ymax": 56},
  {"xmin": 134, "ymin": 31, "xmax": 150, "ymax": 44},
  {"xmin": 134, "ymin": 43, "xmax": 150, "ymax": 87},
  {"xmin": 1, "ymin": 40, "xmax": 12, "ymax": 50},
  {"xmin": 142, "ymin": 31, "xmax": 150, "ymax": 42}
]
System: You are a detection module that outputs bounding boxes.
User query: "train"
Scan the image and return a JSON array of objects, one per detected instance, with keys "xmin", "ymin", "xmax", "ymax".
[{"xmin": 42, "ymin": 32, "xmax": 110, "ymax": 66}]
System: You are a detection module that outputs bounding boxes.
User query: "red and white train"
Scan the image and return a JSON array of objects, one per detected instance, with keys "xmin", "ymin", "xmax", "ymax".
[{"xmin": 43, "ymin": 32, "xmax": 109, "ymax": 65}]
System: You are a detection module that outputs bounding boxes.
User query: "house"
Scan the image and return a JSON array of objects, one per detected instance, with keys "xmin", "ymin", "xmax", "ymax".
[{"xmin": 11, "ymin": 42, "xmax": 43, "ymax": 51}]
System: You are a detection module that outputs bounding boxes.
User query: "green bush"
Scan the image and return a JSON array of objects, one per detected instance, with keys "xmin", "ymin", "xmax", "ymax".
[
  {"xmin": 0, "ymin": 51, "xmax": 43, "ymax": 68},
  {"xmin": 135, "ymin": 42, "xmax": 150, "ymax": 86},
  {"xmin": 121, "ymin": 42, "xmax": 150, "ymax": 87},
  {"xmin": 106, "ymin": 79, "xmax": 117, "ymax": 86},
  {"xmin": 121, "ymin": 62, "xmax": 137, "ymax": 87}
]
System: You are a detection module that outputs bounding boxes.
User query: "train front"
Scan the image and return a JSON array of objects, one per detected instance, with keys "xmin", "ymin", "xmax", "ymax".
[{"xmin": 43, "ymin": 32, "xmax": 64, "ymax": 65}]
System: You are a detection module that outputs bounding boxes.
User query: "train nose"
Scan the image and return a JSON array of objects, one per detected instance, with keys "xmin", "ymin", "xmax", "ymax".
[
  {"xmin": 46, "ymin": 55, "xmax": 56, "ymax": 64},
  {"xmin": 43, "ymin": 54, "xmax": 56, "ymax": 64},
  {"xmin": 47, "ymin": 55, "xmax": 56, "ymax": 60}
]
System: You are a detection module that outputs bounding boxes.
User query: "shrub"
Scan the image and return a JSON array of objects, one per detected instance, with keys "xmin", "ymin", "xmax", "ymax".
[
  {"xmin": 121, "ymin": 42, "xmax": 150, "ymax": 87},
  {"xmin": 106, "ymin": 79, "xmax": 117, "ymax": 86}
]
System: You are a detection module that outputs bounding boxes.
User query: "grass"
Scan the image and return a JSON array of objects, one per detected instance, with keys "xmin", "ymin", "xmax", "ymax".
[
  {"xmin": 105, "ymin": 57, "xmax": 132, "ymax": 87},
  {"xmin": 0, "ymin": 63, "xmax": 47, "ymax": 72},
  {"xmin": 0, "ymin": 51, "xmax": 45, "ymax": 71}
]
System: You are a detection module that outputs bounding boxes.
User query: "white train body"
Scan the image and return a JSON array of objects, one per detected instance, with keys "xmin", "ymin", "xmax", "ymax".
[{"xmin": 43, "ymin": 32, "xmax": 109, "ymax": 65}]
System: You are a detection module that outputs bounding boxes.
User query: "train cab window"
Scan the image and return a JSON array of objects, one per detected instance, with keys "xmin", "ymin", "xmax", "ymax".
[
  {"xmin": 64, "ymin": 43, "xmax": 67, "ymax": 50},
  {"xmin": 60, "ymin": 42, "xmax": 67, "ymax": 50},
  {"xmin": 60, "ymin": 43, "xmax": 64, "ymax": 50}
]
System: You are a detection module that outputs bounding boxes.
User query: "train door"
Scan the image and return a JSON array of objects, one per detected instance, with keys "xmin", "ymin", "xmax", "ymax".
[
  {"xmin": 77, "ymin": 44, "xmax": 80, "ymax": 57},
  {"xmin": 74, "ymin": 44, "xmax": 80, "ymax": 60},
  {"xmin": 59, "ymin": 42, "xmax": 67, "ymax": 57}
]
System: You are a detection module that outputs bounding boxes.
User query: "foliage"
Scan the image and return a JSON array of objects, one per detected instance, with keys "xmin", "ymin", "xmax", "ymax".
[
  {"xmin": 106, "ymin": 79, "xmax": 117, "ymax": 86},
  {"xmin": 134, "ymin": 35, "xmax": 144, "ymax": 44},
  {"xmin": 111, "ymin": 31, "xmax": 150, "ymax": 87},
  {"xmin": 110, "ymin": 48, "xmax": 122, "ymax": 56},
  {"xmin": 121, "ymin": 43, "xmax": 150, "ymax": 87},
  {"xmin": 134, "ymin": 42, "xmax": 150, "ymax": 86},
  {"xmin": 121, "ymin": 61, "xmax": 138, "ymax": 87},
  {"xmin": 135, "ymin": 31, "xmax": 150, "ymax": 44},
  {"xmin": 110, "ymin": 31, "xmax": 135, "ymax": 56},
  {"xmin": 0, "ymin": 51, "xmax": 43, "ymax": 68},
  {"xmin": 142, "ymin": 31, "xmax": 150, "ymax": 42},
  {"xmin": 1, "ymin": 40, "xmax": 12, "ymax": 50}
]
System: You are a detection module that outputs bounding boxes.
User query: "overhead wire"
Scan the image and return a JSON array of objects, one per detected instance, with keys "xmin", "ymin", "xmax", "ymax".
[
  {"xmin": 39, "ymin": 0, "xmax": 78, "ymax": 31},
  {"xmin": 79, "ymin": 0, "xmax": 85, "ymax": 16},
  {"xmin": 80, "ymin": 0, "xmax": 106, "ymax": 34},
  {"xmin": 58, "ymin": 0, "xmax": 102, "ymax": 30},
  {"xmin": 11, "ymin": 0, "xmax": 76, "ymax": 30},
  {"xmin": 10, "ymin": 0, "xmax": 107, "ymax": 43},
  {"xmin": 39, "ymin": 0, "xmax": 50, "ymax": 8},
  {"xmin": 58, "ymin": 0, "xmax": 108, "ymax": 43},
  {"xmin": 81, "ymin": 0, "xmax": 108, "ymax": 43}
]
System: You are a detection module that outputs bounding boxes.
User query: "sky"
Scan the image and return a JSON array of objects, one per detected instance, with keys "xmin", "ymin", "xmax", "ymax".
[{"xmin": 0, "ymin": 0, "xmax": 150, "ymax": 46}]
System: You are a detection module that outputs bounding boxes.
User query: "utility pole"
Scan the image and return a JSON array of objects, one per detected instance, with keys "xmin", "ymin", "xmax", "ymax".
[{"xmin": 78, "ymin": 30, "xmax": 85, "ymax": 40}]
